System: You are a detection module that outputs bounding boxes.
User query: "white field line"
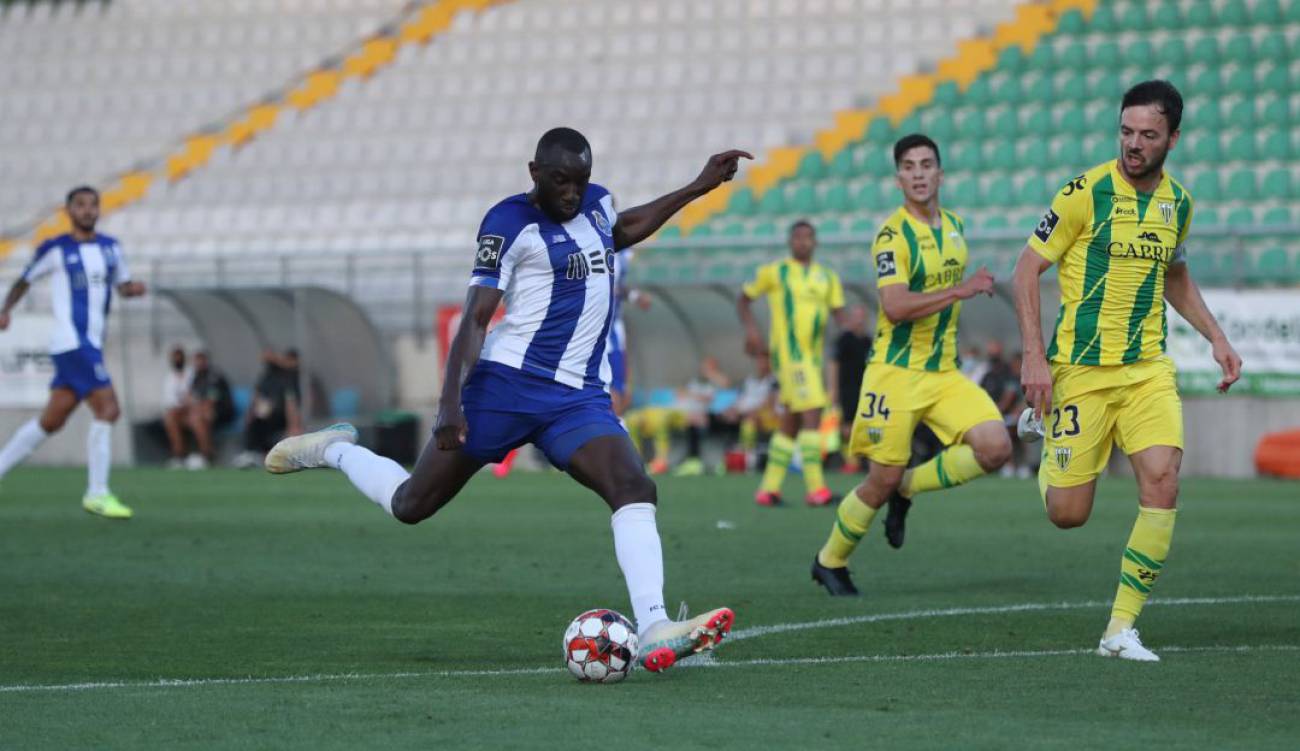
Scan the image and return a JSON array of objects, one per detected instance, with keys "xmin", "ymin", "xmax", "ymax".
[{"xmin": 3, "ymin": 594, "xmax": 1297, "ymax": 695}]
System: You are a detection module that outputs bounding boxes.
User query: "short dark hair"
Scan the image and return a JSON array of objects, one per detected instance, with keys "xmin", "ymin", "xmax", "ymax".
[
  {"xmin": 789, "ymin": 219, "xmax": 815, "ymax": 236},
  {"xmin": 66, "ymin": 185, "xmax": 98, "ymax": 205},
  {"xmin": 534, "ymin": 127, "xmax": 591, "ymax": 164},
  {"xmin": 1121, "ymin": 80, "xmax": 1183, "ymax": 132},
  {"xmin": 893, "ymin": 134, "xmax": 941, "ymax": 168}
]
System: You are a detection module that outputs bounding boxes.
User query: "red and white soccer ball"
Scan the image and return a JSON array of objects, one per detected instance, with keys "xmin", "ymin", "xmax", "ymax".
[{"xmin": 563, "ymin": 608, "xmax": 639, "ymax": 683}]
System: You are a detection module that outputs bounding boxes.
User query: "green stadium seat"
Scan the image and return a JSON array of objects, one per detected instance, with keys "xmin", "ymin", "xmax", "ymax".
[
  {"xmin": 1023, "ymin": 108, "xmax": 1052, "ymax": 134},
  {"xmin": 1248, "ymin": 248, "xmax": 1293, "ymax": 284},
  {"xmin": 1189, "ymin": 35, "xmax": 1219, "ymax": 65},
  {"xmin": 1188, "ymin": 99, "xmax": 1221, "ymax": 130},
  {"xmin": 1225, "ymin": 132, "xmax": 1257, "ymax": 162},
  {"xmin": 1184, "ymin": 0, "xmax": 1215, "ymax": 27},
  {"xmin": 1150, "ymin": 2, "xmax": 1185, "ymax": 29},
  {"xmin": 1288, "ymin": 0, "xmax": 1300, "ymax": 21},
  {"xmin": 984, "ymin": 140, "xmax": 1017, "ymax": 171},
  {"xmin": 1088, "ymin": 71, "xmax": 1123, "ymax": 100},
  {"xmin": 1087, "ymin": 104, "xmax": 1114, "ymax": 132},
  {"xmin": 1226, "ymin": 101, "xmax": 1256, "ymax": 129},
  {"xmin": 1121, "ymin": 2, "xmax": 1151, "ymax": 31},
  {"xmin": 1086, "ymin": 136, "xmax": 1114, "ymax": 165},
  {"xmin": 853, "ymin": 182, "xmax": 883, "ymax": 211},
  {"xmin": 757, "ymin": 188, "xmax": 785, "ymax": 215},
  {"xmin": 786, "ymin": 183, "xmax": 817, "ymax": 214},
  {"xmin": 689, "ymin": 223, "xmax": 714, "ymax": 239},
  {"xmin": 948, "ymin": 141, "xmax": 982, "ymax": 172},
  {"xmin": 1018, "ymin": 140, "xmax": 1050, "ymax": 170},
  {"xmin": 1225, "ymin": 207, "xmax": 1255, "ymax": 227},
  {"xmin": 981, "ymin": 215, "xmax": 1010, "ymax": 230},
  {"xmin": 992, "ymin": 107, "xmax": 1018, "ymax": 135},
  {"xmin": 1028, "ymin": 42, "xmax": 1054, "ymax": 71},
  {"xmin": 819, "ymin": 183, "xmax": 851, "ymax": 213},
  {"xmin": 1223, "ymin": 34, "xmax": 1254, "ymax": 65},
  {"xmin": 1056, "ymin": 8, "xmax": 1086, "ymax": 34},
  {"xmin": 727, "ymin": 188, "xmax": 757, "ymax": 217},
  {"xmin": 947, "ymin": 179, "xmax": 981, "ymax": 209},
  {"xmin": 1191, "ymin": 67, "xmax": 1222, "ymax": 96},
  {"xmin": 956, "ymin": 109, "xmax": 988, "ymax": 140},
  {"xmin": 1051, "ymin": 137, "xmax": 1085, "ymax": 168},
  {"xmin": 1056, "ymin": 104, "xmax": 1089, "ymax": 135},
  {"xmin": 1218, "ymin": 0, "xmax": 1250, "ymax": 26},
  {"xmin": 1191, "ymin": 171, "xmax": 1222, "ymax": 201},
  {"xmin": 997, "ymin": 45, "xmax": 1026, "ymax": 73},
  {"xmin": 1194, "ymin": 206, "xmax": 1221, "ymax": 226},
  {"xmin": 849, "ymin": 143, "xmax": 873, "ymax": 176},
  {"xmin": 1189, "ymin": 134, "xmax": 1223, "ymax": 164},
  {"xmin": 818, "ymin": 217, "xmax": 844, "ymax": 236},
  {"xmin": 658, "ymin": 226, "xmax": 682, "ymax": 240},
  {"xmin": 993, "ymin": 75, "xmax": 1023, "ymax": 104},
  {"xmin": 1057, "ymin": 70, "xmax": 1091, "ymax": 102},
  {"xmin": 1089, "ymin": 40, "xmax": 1121, "ymax": 69},
  {"xmin": 827, "ymin": 149, "xmax": 855, "ymax": 179},
  {"xmin": 1260, "ymin": 129, "xmax": 1292, "ymax": 161},
  {"xmin": 1016, "ymin": 176, "xmax": 1050, "ymax": 206},
  {"xmin": 1257, "ymin": 32, "xmax": 1289, "ymax": 62},
  {"xmin": 1025, "ymin": 73, "xmax": 1054, "ymax": 104},
  {"xmin": 1261, "ymin": 169, "xmax": 1294, "ymax": 199},
  {"xmin": 964, "ymin": 77, "xmax": 993, "ymax": 107},
  {"xmin": 796, "ymin": 152, "xmax": 826, "ymax": 181},
  {"xmin": 753, "ymin": 220, "xmax": 779, "ymax": 237},
  {"xmin": 1259, "ymin": 64, "xmax": 1291, "ymax": 94},
  {"xmin": 1261, "ymin": 97, "xmax": 1291, "ymax": 127},
  {"xmin": 1261, "ymin": 206, "xmax": 1292, "ymax": 225},
  {"xmin": 1087, "ymin": 3, "xmax": 1118, "ymax": 32},
  {"xmin": 1226, "ymin": 170, "xmax": 1258, "ymax": 200},
  {"xmin": 850, "ymin": 217, "xmax": 876, "ymax": 235},
  {"xmin": 896, "ymin": 114, "xmax": 922, "ymax": 137},
  {"xmin": 1125, "ymin": 39, "xmax": 1155, "ymax": 68},
  {"xmin": 922, "ymin": 112, "xmax": 956, "ymax": 142},
  {"xmin": 933, "ymin": 81, "xmax": 961, "ymax": 108},
  {"xmin": 1157, "ymin": 38, "xmax": 1187, "ymax": 67},
  {"xmin": 1225, "ymin": 66, "xmax": 1257, "ymax": 96},
  {"xmin": 1252, "ymin": 0, "xmax": 1284, "ymax": 23},
  {"xmin": 866, "ymin": 117, "xmax": 894, "ymax": 144},
  {"xmin": 865, "ymin": 148, "xmax": 894, "ymax": 178}
]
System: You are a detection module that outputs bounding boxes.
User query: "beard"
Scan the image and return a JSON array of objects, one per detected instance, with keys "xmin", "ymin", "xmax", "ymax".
[{"xmin": 1122, "ymin": 147, "xmax": 1168, "ymax": 182}]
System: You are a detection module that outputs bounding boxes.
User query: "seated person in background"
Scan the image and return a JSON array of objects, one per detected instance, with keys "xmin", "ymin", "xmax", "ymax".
[
  {"xmin": 715, "ymin": 356, "xmax": 777, "ymax": 461},
  {"xmin": 161, "ymin": 346, "xmax": 195, "ymax": 469},
  {"xmin": 674, "ymin": 356, "xmax": 732, "ymax": 477},
  {"xmin": 233, "ymin": 349, "xmax": 303, "ymax": 468},
  {"xmin": 185, "ymin": 350, "xmax": 235, "ymax": 468}
]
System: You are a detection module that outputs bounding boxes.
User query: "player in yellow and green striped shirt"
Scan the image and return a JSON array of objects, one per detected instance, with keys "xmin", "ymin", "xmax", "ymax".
[
  {"xmin": 811, "ymin": 134, "xmax": 1012, "ymax": 597},
  {"xmin": 739, "ymin": 220, "xmax": 848, "ymax": 508},
  {"xmin": 1013, "ymin": 81, "xmax": 1242, "ymax": 661}
]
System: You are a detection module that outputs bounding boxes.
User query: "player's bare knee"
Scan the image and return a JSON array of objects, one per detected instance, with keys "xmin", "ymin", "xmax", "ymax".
[
  {"xmin": 390, "ymin": 482, "xmax": 435, "ymax": 525},
  {"xmin": 1048, "ymin": 505, "xmax": 1088, "ymax": 529},
  {"xmin": 38, "ymin": 415, "xmax": 66, "ymax": 433},
  {"xmin": 612, "ymin": 472, "xmax": 656, "ymax": 506},
  {"xmin": 1139, "ymin": 470, "xmax": 1179, "ymax": 507},
  {"xmin": 974, "ymin": 433, "xmax": 1013, "ymax": 471}
]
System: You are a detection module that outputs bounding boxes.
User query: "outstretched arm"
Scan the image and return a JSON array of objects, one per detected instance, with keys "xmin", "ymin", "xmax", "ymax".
[
  {"xmin": 612, "ymin": 149, "xmax": 753, "ymax": 250},
  {"xmin": 1164, "ymin": 261, "xmax": 1241, "ymax": 392},
  {"xmin": 0, "ymin": 280, "xmax": 31, "ymax": 331},
  {"xmin": 1013, "ymin": 246, "xmax": 1054, "ymax": 418},
  {"xmin": 435, "ymin": 285, "xmax": 505, "ymax": 449}
]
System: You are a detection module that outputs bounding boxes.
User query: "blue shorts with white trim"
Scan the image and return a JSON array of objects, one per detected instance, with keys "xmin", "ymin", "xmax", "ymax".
[{"xmin": 50, "ymin": 345, "xmax": 112, "ymax": 399}]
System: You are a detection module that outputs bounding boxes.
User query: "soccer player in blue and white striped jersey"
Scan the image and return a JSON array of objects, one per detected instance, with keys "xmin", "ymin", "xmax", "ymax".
[
  {"xmin": 0, "ymin": 186, "xmax": 147, "ymax": 518},
  {"xmin": 267, "ymin": 128, "xmax": 750, "ymax": 672}
]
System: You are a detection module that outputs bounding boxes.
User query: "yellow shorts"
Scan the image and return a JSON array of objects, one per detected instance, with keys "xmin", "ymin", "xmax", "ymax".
[
  {"xmin": 775, "ymin": 359, "xmax": 828, "ymax": 412},
  {"xmin": 1039, "ymin": 356, "xmax": 1184, "ymax": 489},
  {"xmin": 847, "ymin": 364, "xmax": 1003, "ymax": 466}
]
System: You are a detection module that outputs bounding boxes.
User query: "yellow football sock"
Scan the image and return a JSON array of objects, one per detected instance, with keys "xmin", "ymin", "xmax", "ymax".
[
  {"xmin": 739, "ymin": 420, "xmax": 757, "ymax": 452},
  {"xmin": 797, "ymin": 430, "xmax": 827, "ymax": 493},
  {"xmin": 817, "ymin": 490, "xmax": 879, "ymax": 568},
  {"xmin": 1107, "ymin": 507, "xmax": 1176, "ymax": 636},
  {"xmin": 900, "ymin": 444, "xmax": 986, "ymax": 499},
  {"xmin": 761, "ymin": 432, "xmax": 795, "ymax": 494},
  {"xmin": 649, "ymin": 413, "xmax": 671, "ymax": 466}
]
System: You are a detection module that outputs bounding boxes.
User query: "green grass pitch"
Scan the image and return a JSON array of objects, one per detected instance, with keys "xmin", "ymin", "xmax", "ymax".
[{"xmin": 1, "ymin": 467, "xmax": 1297, "ymax": 750}]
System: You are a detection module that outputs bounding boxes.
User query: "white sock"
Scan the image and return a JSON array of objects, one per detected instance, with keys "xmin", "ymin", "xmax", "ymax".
[
  {"xmin": 87, "ymin": 420, "xmax": 113, "ymax": 496},
  {"xmin": 0, "ymin": 418, "xmax": 49, "ymax": 480},
  {"xmin": 610, "ymin": 502, "xmax": 668, "ymax": 636},
  {"xmin": 324, "ymin": 442, "xmax": 407, "ymax": 516}
]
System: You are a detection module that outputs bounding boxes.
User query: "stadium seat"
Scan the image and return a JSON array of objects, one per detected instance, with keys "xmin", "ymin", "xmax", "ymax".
[
  {"xmin": 1089, "ymin": 39, "xmax": 1120, "ymax": 69},
  {"xmin": 1223, "ymin": 34, "xmax": 1255, "ymax": 65},
  {"xmin": 1055, "ymin": 8, "xmax": 1086, "ymax": 34},
  {"xmin": 1189, "ymin": 35, "xmax": 1219, "ymax": 65},
  {"xmin": 1190, "ymin": 134, "xmax": 1223, "ymax": 164},
  {"xmin": 727, "ymin": 188, "xmax": 757, "ymax": 217},
  {"xmin": 1027, "ymin": 41, "xmax": 1054, "ymax": 71},
  {"xmin": 1261, "ymin": 169, "xmax": 1294, "ymax": 199},
  {"xmin": 1259, "ymin": 64, "xmax": 1291, "ymax": 94},
  {"xmin": 1253, "ymin": 0, "xmax": 1285, "ymax": 24},
  {"xmin": 1260, "ymin": 130, "xmax": 1292, "ymax": 161},
  {"xmin": 1225, "ymin": 170, "xmax": 1258, "ymax": 201},
  {"xmin": 1219, "ymin": 0, "xmax": 1251, "ymax": 26},
  {"xmin": 1191, "ymin": 171, "xmax": 1223, "ymax": 201},
  {"xmin": 1087, "ymin": 3, "xmax": 1118, "ymax": 32},
  {"xmin": 819, "ymin": 183, "xmax": 851, "ymax": 213},
  {"xmin": 796, "ymin": 151, "xmax": 826, "ymax": 181},
  {"xmin": 1158, "ymin": 37, "xmax": 1187, "ymax": 67},
  {"xmin": 1225, "ymin": 132, "xmax": 1257, "ymax": 162}
]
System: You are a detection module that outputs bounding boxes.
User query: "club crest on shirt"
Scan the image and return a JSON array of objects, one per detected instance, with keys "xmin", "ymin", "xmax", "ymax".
[
  {"xmin": 867, "ymin": 428, "xmax": 883, "ymax": 444},
  {"xmin": 591, "ymin": 209, "xmax": 612, "ymax": 238},
  {"xmin": 1158, "ymin": 202, "xmax": 1174, "ymax": 225},
  {"xmin": 1054, "ymin": 446, "xmax": 1073, "ymax": 471}
]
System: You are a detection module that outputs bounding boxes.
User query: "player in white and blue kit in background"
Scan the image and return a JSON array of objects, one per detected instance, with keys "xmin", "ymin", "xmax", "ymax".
[
  {"xmin": 0, "ymin": 187, "xmax": 147, "ymax": 518},
  {"xmin": 267, "ymin": 128, "xmax": 751, "ymax": 672}
]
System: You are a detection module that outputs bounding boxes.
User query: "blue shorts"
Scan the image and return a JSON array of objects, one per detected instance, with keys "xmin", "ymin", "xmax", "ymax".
[
  {"xmin": 460, "ymin": 361, "xmax": 625, "ymax": 470},
  {"xmin": 50, "ymin": 346, "xmax": 112, "ymax": 399},
  {"xmin": 608, "ymin": 347, "xmax": 627, "ymax": 395}
]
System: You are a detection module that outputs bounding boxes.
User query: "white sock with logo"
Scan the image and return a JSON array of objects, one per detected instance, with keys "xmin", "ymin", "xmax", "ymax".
[
  {"xmin": 0, "ymin": 418, "xmax": 49, "ymax": 480},
  {"xmin": 324, "ymin": 442, "xmax": 407, "ymax": 516},
  {"xmin": 610, "ymin": 502, "xmax": 668, "ymax": 637},
  {"xmin": 87, "ymin": 420, "xmax": 113, "ymax": 496}
]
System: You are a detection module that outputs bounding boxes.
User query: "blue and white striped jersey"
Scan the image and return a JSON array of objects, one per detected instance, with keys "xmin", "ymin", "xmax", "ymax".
[
  {"xmin": 469, "ymin": 184, "xmax": 618, "ymax": 391},
  {"xmin": 21, "ymin": 233, "xmax": 131, "ymax": 354},
  {"xmin": 606, "ymin": 249, "xmax": 632, "ymax": 357}
]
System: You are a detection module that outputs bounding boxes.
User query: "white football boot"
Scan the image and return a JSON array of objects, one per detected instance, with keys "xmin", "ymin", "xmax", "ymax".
[
  {"xmin": 264, "ymin": 423, "xmax": 359, "ymax": 474},
  {"xmin": 1097, "ymin": 628, "xmax": 1160, "ymax": 662},
  {"xmin": 638, "ymin": 606, "xmax": 735, "ymax": 673},
  {"xmin": 1017, "ymin": 407, "xmax": 1046, "ymax": 443}
]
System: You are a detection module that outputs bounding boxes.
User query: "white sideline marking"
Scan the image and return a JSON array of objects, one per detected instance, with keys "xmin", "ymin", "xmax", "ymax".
[
  {"xmin": 728, "ymin": 594, "xmax": 1300, "ymax": 642},
  {"xmin": 3, "ymin": 595, "xmax": 1297, "ymax": 694}
]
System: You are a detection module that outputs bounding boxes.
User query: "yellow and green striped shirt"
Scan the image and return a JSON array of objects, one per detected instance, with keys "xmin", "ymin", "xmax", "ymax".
[
  {"xmin": 742, "ymin": 258, "xmax": 845, "ymax": 366},
  {"xmin": 1028, "ymin": 160, "xmax": 1193, "ymax": 366},
  {"xmin": 869, "ymin": 206, "xmax": 968, "ymax": 372}
]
